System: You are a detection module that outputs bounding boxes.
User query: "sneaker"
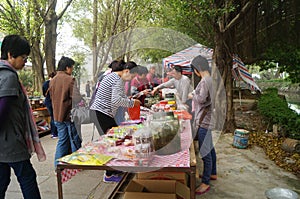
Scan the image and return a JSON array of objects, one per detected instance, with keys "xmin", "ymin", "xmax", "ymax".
[
  {"xmin": 51, "ymin": 135, "xmax": 58, "ymax": 139},
  {"xmin": 103, "ymin": 174, "xmax": 123, "ymax": 183}
]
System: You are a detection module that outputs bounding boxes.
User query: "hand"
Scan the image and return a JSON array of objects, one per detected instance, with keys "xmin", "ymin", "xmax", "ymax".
[
  {"xmin": 143, "ymin": 89, "xmax": 151, "ymax": 95},
  {"xmin": 133, "ymin": 99, "xmax": 141, "ymax": 107},
  {"xmin": 151, "ymin": 87, "xmax": 158, "ymax": 96}
]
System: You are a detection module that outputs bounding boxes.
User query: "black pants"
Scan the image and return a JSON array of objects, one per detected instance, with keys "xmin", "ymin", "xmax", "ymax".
[
  {"xmin": 95, "ymin": 111, "xmax": 117, "ymax": 134},
  {"xmin": 95, "ymin": 111, "xmax": 121, "ymax": 176}
]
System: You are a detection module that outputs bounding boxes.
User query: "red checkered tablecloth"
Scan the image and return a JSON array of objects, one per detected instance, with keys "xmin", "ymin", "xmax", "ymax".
[{"xmin": 59, "ymin": 120, "xmax": 192, "ymax": 183}]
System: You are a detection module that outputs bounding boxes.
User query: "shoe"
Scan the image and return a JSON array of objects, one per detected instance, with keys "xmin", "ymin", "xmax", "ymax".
[
  {"xmin": 195, "ymin": 184, "xmax": 210, "ymax": 195},
  {"xmin": 51, "ymin": 135, "xmax": 58, "ymax": 139},
  {"xmin": 103, "ymin": 174, "xmax": 123, "ymax": 183},
  {"xmin": 199, "ymin": 174, "xmax": 217, "ymax": 180}
]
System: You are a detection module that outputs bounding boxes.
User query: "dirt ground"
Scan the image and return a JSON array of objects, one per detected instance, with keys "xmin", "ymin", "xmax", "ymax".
[
  {"xmin": 195, "ymin": 133, "xmax": 299, "ymax": 199},
  {"xmin": 194, "ymin": 100, "xmax": 300, "ymax": 198}
]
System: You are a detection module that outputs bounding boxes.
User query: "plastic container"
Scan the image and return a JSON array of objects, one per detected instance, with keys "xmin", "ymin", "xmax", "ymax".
[
  {"xmin": 128, "ymin": 104, "xmax": 140, "ymax": 120},
  {"xmin": 233, "ymin": 129, "xmax": 250, "ymax": 149}
]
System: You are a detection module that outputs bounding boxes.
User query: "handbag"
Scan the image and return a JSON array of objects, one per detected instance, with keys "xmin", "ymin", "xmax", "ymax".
[{"xmin": 71, "ymin": 106, "xmax": 92, "ymax": 124}]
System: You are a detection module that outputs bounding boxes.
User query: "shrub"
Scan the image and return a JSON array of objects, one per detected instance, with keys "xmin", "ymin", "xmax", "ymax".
[{"xmin": 258, "ymin": 88, "xmax": 300, "ymax": 139}]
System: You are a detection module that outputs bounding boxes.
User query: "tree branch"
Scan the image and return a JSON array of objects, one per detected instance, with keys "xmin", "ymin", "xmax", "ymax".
[
  {"xmin": 57, "ymin": 0, "xmax": 73, "ymax": 20},
  {"xmin": 221, "ymin": 0, "xmax": 255, "ymax": 33}
]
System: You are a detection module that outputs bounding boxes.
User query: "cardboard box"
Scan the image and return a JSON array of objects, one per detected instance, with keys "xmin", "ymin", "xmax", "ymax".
[
  {"xmin": 124, "ymin": 179, "xmax": 190, "ymax": 199},
  {"xmin": 136, "ymin": 171, "xmax": 188, "ymax": 185}
]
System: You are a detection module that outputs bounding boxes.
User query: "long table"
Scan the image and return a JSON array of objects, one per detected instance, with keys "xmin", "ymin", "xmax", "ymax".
[{"xmin": 56, "ymin": 120, "xmax": 197, "ymax": 199}]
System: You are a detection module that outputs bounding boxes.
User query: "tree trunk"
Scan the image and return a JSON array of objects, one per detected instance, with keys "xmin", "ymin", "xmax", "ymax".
[
  {"xmin": 31, "ymin": 40, "xmax": 44, "ymax": 94},
  {"xmin": 214, "ymin": 26, "xmax": 236, "ymax": 133},
  {"xmin": 44, "ymin": 1, "xmax": 58, "ymax": 74},
  {"xmin": 92, "ymin": 0, "xmax": 98, "ymax": 83}
]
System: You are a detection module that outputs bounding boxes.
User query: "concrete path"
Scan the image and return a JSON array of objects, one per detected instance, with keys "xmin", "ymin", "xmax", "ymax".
[{"xmin": 6, "ymin": 123, "xmax": 300, "ymax": 199}]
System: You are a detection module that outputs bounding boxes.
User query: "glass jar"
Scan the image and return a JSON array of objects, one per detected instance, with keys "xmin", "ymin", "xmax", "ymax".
[
  {"xmin": 150, "ymin": 113, "xmax": 181, "ymax": 155},
  {"xmin": 133, "ymin": 127, "xmax": 155, "ymax": 166}
]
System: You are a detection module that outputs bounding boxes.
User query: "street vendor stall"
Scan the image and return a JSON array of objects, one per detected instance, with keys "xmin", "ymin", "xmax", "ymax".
[
  {"xmin": 56, "ymin": 98, "xmax": 197, "ymax": 199},
  {"xmin": 30, "ymin": 97, "xmax": 51, "ymax": 135},
  {"xmin": 162, "ymin": 43, "xmax": 213, "ymax": 75}
]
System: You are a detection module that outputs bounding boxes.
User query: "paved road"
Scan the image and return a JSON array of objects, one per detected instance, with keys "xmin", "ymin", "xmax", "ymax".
[{"xmin": 6, "ymin": 123, "xmax": 117, "ymax": 199}]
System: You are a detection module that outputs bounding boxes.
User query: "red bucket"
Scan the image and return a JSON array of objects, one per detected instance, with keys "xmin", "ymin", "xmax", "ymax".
[{"xmin": 128, "ymin": 104, "xmax": 140, "ymax": 120}]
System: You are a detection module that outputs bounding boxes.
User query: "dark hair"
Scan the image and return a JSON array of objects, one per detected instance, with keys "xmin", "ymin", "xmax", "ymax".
[
  {"xmin": 191, "ymin": 55, "xmax": 209, "ymax": 72},
  {"xmin": 112, "ymin": 60, "xmax": 126, "ymax": 72},
  {"xmin": 173, "ymin": 65, "xmax": 182, "ymax": 73},
  {"xmin": 108, "ymin": 60, "xmax": 118, "ymax": 68},
  {"xmin": 57, "ymin": 56, "xmax": 75, "ymax": 71},
  {"xmin": 137, "ymin": 65, "xmax": 148, "ymax": 75},
  {"xmin": 125, "ymin": 61, "xmax": 138, "ymax": 74},
  {"xmin": 1, "ymin": 35, "xmax": 30, "ymax": 60},
  {"xmin": 49, "ymin": 71, "xmax": 57, "ymax": 78}
]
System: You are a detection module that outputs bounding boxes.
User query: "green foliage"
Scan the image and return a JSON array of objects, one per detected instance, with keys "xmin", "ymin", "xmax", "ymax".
[
  {"xmin": 137, "ymin": 49, "xmax": 172, "ymax": 63},
  {"xmin": 71, "ymin": 51, "xmax": 87, "ymax": 79},
  {"xmin": 260, "ymin": 45, "xmax": 300, "ymax": 83},
  {"xmin": 258, "ymin": 88, "xmax": 300, "ymax": 139},
  {"xmin": 18, "ymin": 70, "xmax": 33, "ymax": 89}
]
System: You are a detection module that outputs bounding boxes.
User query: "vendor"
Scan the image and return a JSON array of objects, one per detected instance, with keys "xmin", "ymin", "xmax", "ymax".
[{"xmin": 151, "ymin": 65, "xmax": 193, "ymax": 109}]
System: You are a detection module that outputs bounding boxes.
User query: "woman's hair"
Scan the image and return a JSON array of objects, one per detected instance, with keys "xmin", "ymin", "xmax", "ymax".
[
  {"xmin": 111, "ymin": 60, "xmax": 126, "ymax": 72},
  {"xmin": 57, "ymin": 56, "xmax": 75, "ymax": 71},
  {"xmin": 137, "ymin": 65, "xmax": 148, "ymax": 75},
  {"xmin": 191, "ymin": 55, "xmax": 209, "ymax": 72},
  {"xmin": 112, "ymin": 60, "xmax": 138, "ymax": 74},
  {"xmin": 108, "ymin": 60, "xmax": 118, "ymax": 68},
  {"xmin": 1, "ymin": 35, "xmax": 30, "ymax": 60},
  {"xmin": 49, "ymin": 71, "xmax": 57, "ymax": 78},
  {"xmin": 124, "ymin": 61, "xmax": 137, "ymax": 71}
]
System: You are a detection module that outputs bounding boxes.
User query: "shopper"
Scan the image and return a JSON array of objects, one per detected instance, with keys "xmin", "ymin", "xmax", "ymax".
[
  {"xmin": 0, "ymin": 34, "xmax": 46, "ymax": 199},
  {"xmin": 90, "ymin": 60, "xmax": 140, "ymax": 182},
  {"xmin": 190, "ymin": 55, "xmax": 217, "ymax": 195},
  {"xmin": 49, "ymin": 56, "xmax": 83, "ymax": 168},
  {"xmin": 42, "ymin": 71, "xmax": 58, "ymax": 138}
]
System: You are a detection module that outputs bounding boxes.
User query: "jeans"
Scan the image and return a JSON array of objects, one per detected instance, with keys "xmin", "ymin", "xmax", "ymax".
[
  {"xmin": 115, "ymin": 107, "xmax": 125, "ymax": 125},
  {"xmin": 198, "ymin": 127, "xmax": 217, "ymax": 185},
  {"xmin": 0, "ymin": 160, "xmax": 41, "ymax": 199},
  {"xmin": 54, "ymin": 121, "xmax": 82, "ymax": 167},
  {"xmin": 45, "ymin": 103, "xmax": 58, "ymax": 137}
]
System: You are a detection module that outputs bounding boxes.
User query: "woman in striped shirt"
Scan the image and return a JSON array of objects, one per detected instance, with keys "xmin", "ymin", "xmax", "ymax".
[{"xmin": 90, "ymin": 60, "xmax": 140, "ymax": 182}]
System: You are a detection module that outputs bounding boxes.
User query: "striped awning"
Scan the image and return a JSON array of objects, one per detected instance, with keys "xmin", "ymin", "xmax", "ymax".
[
  {"xmin": 232, "ymin": 55, "xmax": 261, "ymax": 92},
  {"xmin": 162, "ymin": 43, "xmax": 213, "ymax": 75},
  {"xmin": 162, "ymin": 45, "xmax": 260, "ymax": 92}
]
